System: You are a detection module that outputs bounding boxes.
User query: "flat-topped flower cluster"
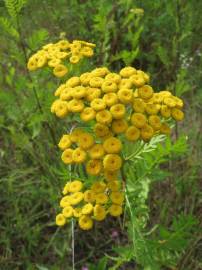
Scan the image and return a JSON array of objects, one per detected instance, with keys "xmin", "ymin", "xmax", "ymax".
[{"xmin": 27, "ymin": 39, "xmax": 95, "ymax": 77}]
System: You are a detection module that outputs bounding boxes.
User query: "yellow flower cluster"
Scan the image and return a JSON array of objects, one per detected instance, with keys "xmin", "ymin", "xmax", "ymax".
[
  {"xmin": 54, "ymin": 66, "xmax": 184, "ymax": 229},
  {"xmin": 52, "ymin": 66, "xmax": 184, "ymax": 140},
  {"xmin": 56, "ymin": 179, "xmax": 124, "ymax": 230},
  {"xmin": 27, "ymin": 39, "xmax": 95, "ymax": 77},
  {"xmin": 58, "ymin": 128, "xmax": 122, "ymax": 175}
]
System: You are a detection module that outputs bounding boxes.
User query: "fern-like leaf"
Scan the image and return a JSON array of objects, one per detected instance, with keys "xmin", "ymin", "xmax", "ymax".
[
  {"xmin": 27, "ymin": 29, "xmax": 49, "ymax": 51},
  {"xmin": 4, "ymin": 0, "xmax": 27, "ymax": 18},
  {"xmin": 0, "ymin": 17, "xmax": 19, "ymax": 39}
]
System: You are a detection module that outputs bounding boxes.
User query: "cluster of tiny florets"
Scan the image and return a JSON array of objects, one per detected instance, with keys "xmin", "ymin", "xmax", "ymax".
[
  {"xmin": 27, "ymin": 41, "xmax": 185, "ymax": 231},
  {"xmin": 52, "ymin": 66, "xmax": 184, "ymax": 140},
  {"xmin": 53, "ymin": 66, "xmax": 184, "ymax": 229},
  {"xmin": 27, "ymin": 39, "xmax": 95, "ymax": 77},
  {"xmin": 56, "ymin": 178, "xmax": 124, "ymax": 230}
]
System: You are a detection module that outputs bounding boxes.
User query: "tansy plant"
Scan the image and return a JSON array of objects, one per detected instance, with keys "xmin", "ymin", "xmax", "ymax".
[{"xmin": 27, "ymin": 39, "xmax": 184, "ymax": 231}]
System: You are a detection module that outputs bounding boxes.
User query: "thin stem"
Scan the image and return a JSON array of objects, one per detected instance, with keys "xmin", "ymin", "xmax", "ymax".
[
  {"xmin": 71, "ymin": 219, "xmax": 75, "ymax": 270},
  {"xmin": 69, "ymin": 151, "xmax": 75, "ymax": 270}
]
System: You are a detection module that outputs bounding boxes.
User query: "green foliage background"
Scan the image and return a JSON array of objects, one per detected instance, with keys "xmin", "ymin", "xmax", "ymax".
[{"xmin": 0, "ymin": 0, "xmax": 201, "ymax": 269}]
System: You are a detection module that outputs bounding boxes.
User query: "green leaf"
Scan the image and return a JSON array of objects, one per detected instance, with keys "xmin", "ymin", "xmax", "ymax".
[
  {"xmin": 0, "ymin": 16, "xmax": 19, "ymax": 39},
  {"xmin": 4, "ymin": 0, "xmax": 27, "ymax": 18},
  {"xmin": 27, "ymin": 28, "xmax": 49, "ymax": 51},
  {"xmin": 156, "ymin": 46, "xmax": 170, "ymax": 67}
]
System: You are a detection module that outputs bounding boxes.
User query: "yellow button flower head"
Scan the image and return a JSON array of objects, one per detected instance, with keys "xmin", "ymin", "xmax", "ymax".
[
  {"xmin": 79, "ymin": 215, "xmax": 93, "ymax": 230},
  {"xmin": 60, "ymin": 87, "xmax": 73, "ymax": 101},
  {"xmin": 90, "ymin": 98, "xmax": 106, "ymax": 111},
  {"xmin": 37, "ymin": 55, "xmax": 47, "ymax": 68},
  {"xmin": 95, "ymin": 193, "xmax": 108, "ymax": 204},
  {"xmin": 78, "ymin": 132, "xmax": 94, "ymax": 150},
  {"xmin": 70, "ymin": 55, "xmax": 81, "ymax": 64},
  {"xmin": 119, "ymin": 79, "xmax": 133, "ymax": 89},
  {"xmin": 70, "ymin": 128, "xmax": 84, "ymax": 143},
  {"xmin": 141, "ymin": 124, "xmax": 154, "ymax": 141},
  {"xmin": 137, "ymin": 70, "xmax": 150, "ymax": 83},
  {"xmin": 62, "ymin": 182, "xmax": 71, "ymax": 195},
  {"xmin": 103, "ymin": 137, "xmax": 122, "ymax": 154},
  {"xmin": 160, "ymin": 123, "xmax": 171, "ymax": 135},
  {"xmin": 89, "ymin": 144, "xmax": 105, "ymax": 159},
  {"xmin": 131, "ymin": 113, "xmax": 147, "ymax": 128},
  {"xmin": 145, "ymin": 103, "xmax": 160, "ymax": 115},
  {"xmin": 69, "ymin": 180, "xmax": 83, "ymax": 193},
  {"xmin": 148, "ymin": 115, "xmax": 161, "ymax": 130},
  {"xmin": 104, "ymin": 170, "xmax": 119, "ymax": 182},
  {"xmin": 62, "ymin": 205, "xmax": 73, "ymax": 218},
  {"xmin": 101, "ymin": 80, "xmax": 118, "ymax": 93},
  {"xmin": 53, "ymin": 100, "xmax": 69, "ymax": 118},
  {"xmin": 72, "ymin": 148, "xmax": 87, "ymax": 163},
  {"xmin": 152, "ymin": 93, "xmax": 163, "ymax": 103},
  {"xmin": 107, "ymin": 181, "xmax": 120, "ymax": 191},
  {"xmin": 109, "ymin": 204, "xmax": 123, "ymax": 217},
  {"xmin": 27, "ymin": 56, "xmax": 38, "ymax": 71},
  {"xmin": 125, "ymin": 126, "xmax": 140, "ymax": 141},
  {"xmin": 68, "ymin": 99, "xmax": 84, "ymax": 113},
  {"xmin": 105, "ymin": 73, "xmax": 121, "ymax": 84},
  {"xmin": 112, "ymin": 119, "xmax": 128, "ymax": 134},
  {"xmin": 172, "ymin": 96, "xmax": 184, "ymax": 109},
  {"xmin": 117, "ymin": 89, "xmax": 133, "ymax": 104},
  {"xmin": 73, "ymin": 208, "xmax": 82, "ymax": 218},
  {"xmin": 86, "ymin": 87, "xmax": 101, "ymax": 101},
  {"xmin": 103, "ymin": 93, "xmax": 118, "ymax": 107},
  {"xmin": 57, "ymin": 39, "xmax": 70, "ymax": 50},
  {"xmin": 72, "ymin": 86, "xmax": 86, "ymax": 99},
  {"xmin": 70, "ymin": 40, "xmax": 82, "ymax": 52},
  {"xmin": 48, "ymin": 58, "xmax": 61, "ymax": 67},
  {"xmin": 84, "ymin": 190, "xmax": 96, "ymax": 203},
  {"xmin": 80, "ymin": 107, "xmax": 96, "ymax": 122},
  {"xmin": 80, "ymin": 72, "xmax": 92, "ymax": 86},
  {"xmin": 110, "ymin": 104, "xmax": 126, "ymax": 119},
  {"xmin": 53, "ymin": 64, "xmax": 68, "ymax": 78},
  {"xmin": 160, "ymin": 105, "xmax": 171, "ymax": 118},
  {"xmin": 61, "ymin": 148, "xmax": 74, "ymax": 164},
  {"xmin": 103, "ymin": 154, "xmax": 122, "ymax": 171},
  {"xmin": 54, "ymin": 84, "xmax": 67, "ymax": 97},
  {"xmin": 58, "ymin": 134, "xmax": 72, "ymax": 150},
  {"xmin": 82, "ymin": 203, "xmax": 94, "ymax": 215},
  {"xmin": 80, "ymin": 46, "xmax": 94, "ymax": 57},
  {"xmin": 70, "ymin": 192, "xmax": 84, "ymax": 205},
  {"xmin": 120, "ymin": 66, "xmax": 136, "ymax": 77},
  {"xmin": 89, "ymin": 77, "xmax": 104, "ymax": 88},
  {"xmin": 91, "ymin": 67, "xmax": 109, "ymax": 77},
  {"xmin": 60, "ymin": 195, "xmax": 71, "ymax": 208},
  {"xmin": 91, "ymin": 181, "xmax": 106, "ymax": 193},
  {"xmin": 96, "ymin": 110, "xmax": 112, "ymax": 125},
  {"xmin": 110, "ymin": 191, "xmax": 124, "ymax": 205},
  {"xmin": 130, "ymin": 74, "xmax": 145, "ymax": 87},
  {"xmin": 133, "ymin": 98, "xmax": 146, "ymax": 113},
  {"xmin": 93, "ymin": 205, "xmax": 107, "ymax": 221},
  {"xmin": 138, "ymin": 85, "xmax": 153, "ymax": 99},
  {"xmin": 56, "ymin": 213, "xmax": 66, "ymax": 226},
  {"xmin": 163, "ymin": 97, "xmax": 176, "ymax": 108},
  {"xmin": 66, "ymin": 76, "xmax": 80, "ymax": 87},
  {"xmin": 86, "ymin": 159, "xmax": 102, "ymax": 175},
  {"xmin": 171, "ymin": 108, "xmax": 184, "ymax": 121},
  {"xmin": 94, "ymin": 123, "xmax": 110, "ymax": 137}
]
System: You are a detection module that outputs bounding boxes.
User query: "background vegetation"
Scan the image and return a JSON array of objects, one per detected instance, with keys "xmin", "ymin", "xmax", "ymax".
[{"xmin": 0, "ymin": 0, "xmax": 201, "ymax": 269}]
